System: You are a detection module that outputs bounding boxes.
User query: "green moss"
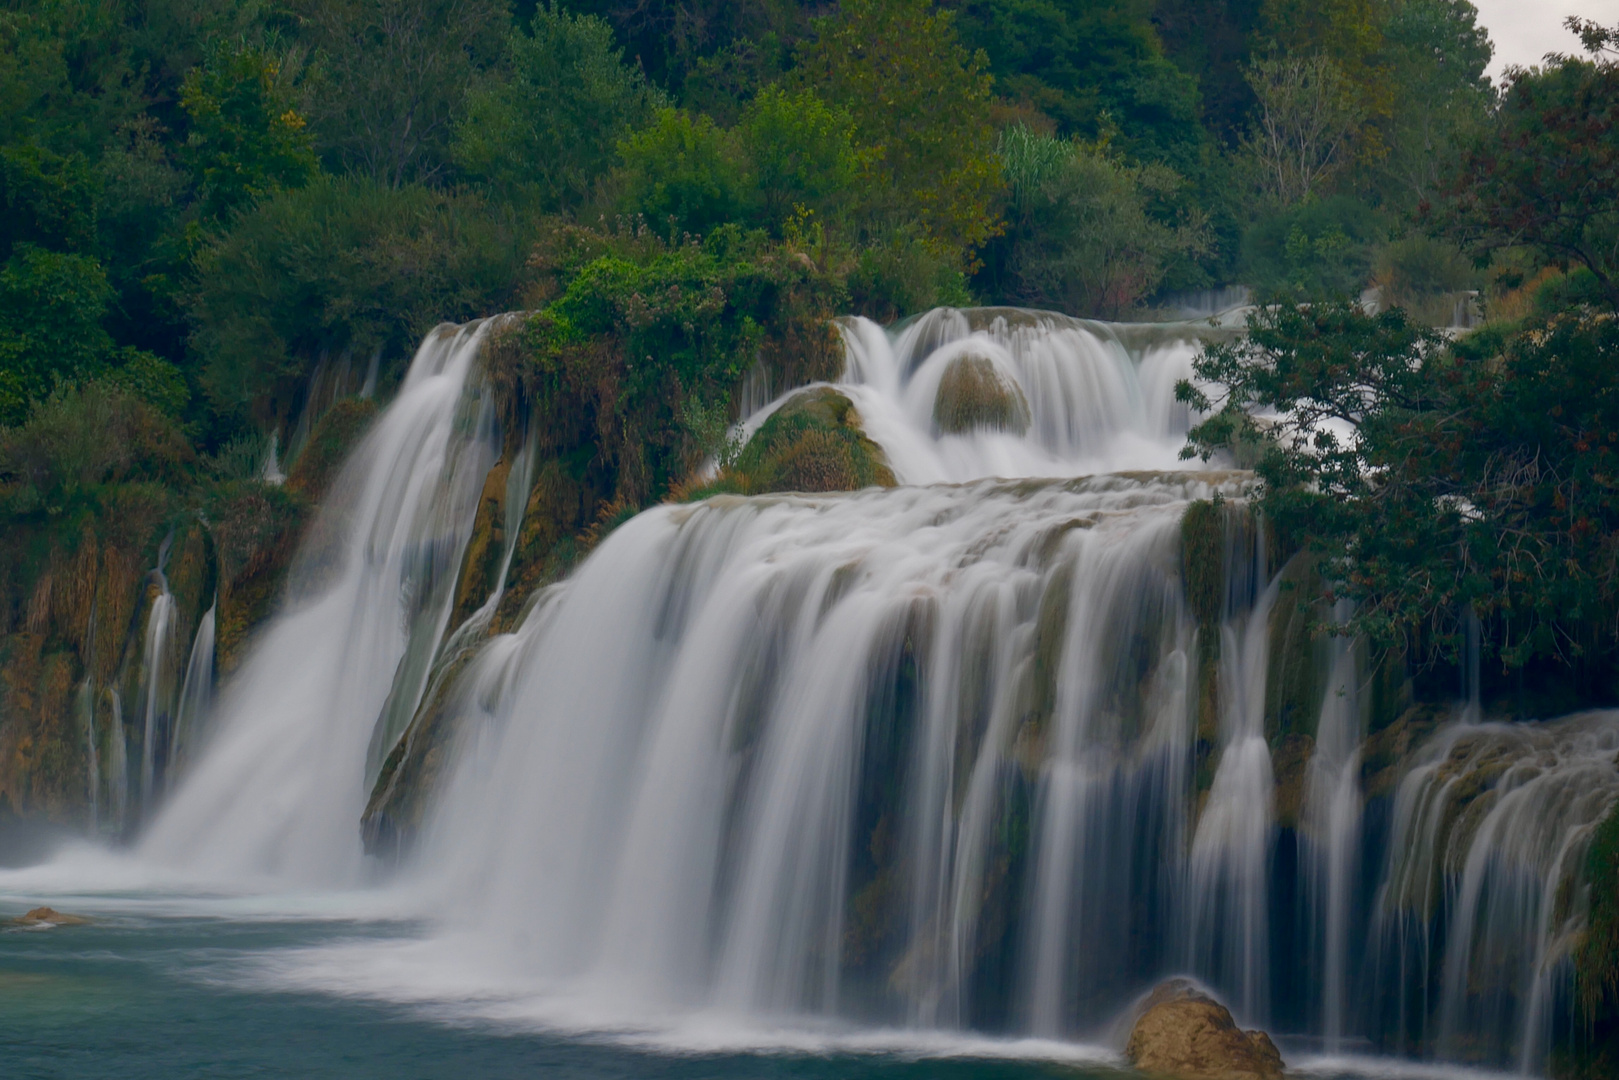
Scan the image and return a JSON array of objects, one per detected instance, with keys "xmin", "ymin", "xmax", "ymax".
[
  {"xmin": 683, "ymin": 386, "xmax": 896, "ymax": 499},
  {"xmin": 285, "ymin": 398, "xmax": 378, "ymax": 500},
  {"xmin": 446, "ymin": 458, "xmax": 511, "ymax": 633},
  {"xmin": 1265, "ymin": 551, "xmax": 1327, "ymax": 745},
  {"xmin": 1181, "ymin": 499, "xmax": 1224, "ymax": 627},
  {"xmin": 1579, "ymin": 800, "xmax": 1619, "ymax": 1010},
  {"xmin": 933, "ymin": 353, "xmax": 1030, "ymax": 435}
]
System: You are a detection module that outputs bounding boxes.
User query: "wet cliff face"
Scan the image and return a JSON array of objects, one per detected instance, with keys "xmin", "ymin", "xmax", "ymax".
[{"xmin": 0, "ymin": 387, "xmax": 377, "ymax": 835}]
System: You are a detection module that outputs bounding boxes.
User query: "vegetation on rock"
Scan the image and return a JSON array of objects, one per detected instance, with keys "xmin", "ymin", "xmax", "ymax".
[{"xmin": 682, "ymin": 385, "xmax": 895, "ymax": 498}]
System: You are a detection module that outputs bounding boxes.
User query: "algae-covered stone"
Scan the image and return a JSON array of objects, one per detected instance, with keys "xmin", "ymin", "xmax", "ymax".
[
  {"xmin": 684, "ymin": 386, "xmax": 896, "ymax": 499},
  {"xmin": 933, "ymin": 352, "xmax": 1030, "ymax": 435}
]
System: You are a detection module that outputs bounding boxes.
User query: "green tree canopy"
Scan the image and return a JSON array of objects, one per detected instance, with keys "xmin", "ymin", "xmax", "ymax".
[{"xmin": 453, "ymin": 4, "xmax": 661, "ymax": 209}]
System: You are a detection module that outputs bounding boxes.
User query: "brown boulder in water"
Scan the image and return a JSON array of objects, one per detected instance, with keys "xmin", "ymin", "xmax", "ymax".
[
  {"xmin": 13, "ymin": 906, "xmax": 91, "ymax": 926},
  {"xmin": 1124, "ymin": 979, "xmax": 1284, "ymax": 1080}
]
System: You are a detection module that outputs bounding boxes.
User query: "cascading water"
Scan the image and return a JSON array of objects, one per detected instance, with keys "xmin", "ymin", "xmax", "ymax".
[
  {"xmin": 412, "ymin": 473, "xmax": 1247, "ymax": 1034},
  {"xmin": 37, "ymin": 306, "xmax": 1619, "ymax": 1078},
  {"xmin": 137, "ymin": 319, "xmax": 503, "ymax": 884},
  {"xmin": 1184, "ymin": 522, "xmax": 1278, "ymax": 1024},
  {"xmin": 170, "ymin": 599, "xmax": 216, "ymax": 775},
  {"xmin": 1300, "ymin": 601, "xmax": 1366, "ymax": 1051},
  {"xmin": 135, "ymin": 542, "xmax": 178, "ymax": 815},
  {"xmin": 833, "ymin": 307, "xmax": 1210, "ymax": 482},
  {"xmin": 1374, "ymin": 715, "xmax": 1619, "ymax": 1069}
]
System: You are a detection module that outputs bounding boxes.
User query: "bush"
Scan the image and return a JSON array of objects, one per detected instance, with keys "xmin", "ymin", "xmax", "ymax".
[
  {"xmin": 1372, "ymin": 233, "xmax": 1478, "ymax": 324},
  {"xmin": 616, "ymin": 108, "xmax": 747, "ymax": 237},
  {"xmin": 0, "ymin": 383, "xmax": 193, "ymax": 515},
  {"xmin": 1240, "ymin": 195, "xmax": 1385, "ymax": 300},
  {"xmin": 494, "ymin": 222, "xmax": 847, "ymax": 506},
  {"xmin": 985, "ymin": 125, "xmax": 1207, "ymax": 317},
  {"xmin": 681, "ymin": 386, "xmax": 895, "ymax": 498},
  {"xmin": 0, "ymin": 245, "xmax": 114, "ymax": 423},
  {"xmin": 188, "ymin": 177, "xmax": 534, "ymax": 422}
]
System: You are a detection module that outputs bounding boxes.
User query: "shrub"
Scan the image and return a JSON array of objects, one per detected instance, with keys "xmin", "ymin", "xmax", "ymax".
[
  {"xmin": 986, "ymin": 125, "xmax": 1207, "ymax": 317},
  {"xmin": 188, "ymin": 177, "xmax": 533, "ymax": 422},
  {"xmin": 617, "ymin": 108, "xmax": 747, "ymax": 237}
]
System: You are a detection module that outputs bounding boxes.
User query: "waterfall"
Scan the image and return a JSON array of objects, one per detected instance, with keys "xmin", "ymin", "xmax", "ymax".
[
  {"xmin": 78, "ymin": 675, "xmax": 98, "ymax": 829},
  {"xmin": 110, "ymin": 306, "xmax": 1619, "ymax": 1075},
  {"xmin": 414, "ymin": 473, "xmax": 1245, "ymax": 1032},
  {"xmin": 107, "ymin": 688, "xmax": 127, "ymax": 834},
  {"xmin": 833, "ymin": 308, "xmax": 1210, "ymax": 483},
  {"xmin": 138, "ymin": 319, "xmax": 502, "ymax": 884}
]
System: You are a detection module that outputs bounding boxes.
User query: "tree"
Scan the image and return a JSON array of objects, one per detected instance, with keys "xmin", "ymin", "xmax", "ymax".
[
  {"xmin": 1151, "ymin": 0, "xmax": 1264, "ymax": 144},
  {"xmin": 735, "ymin": 85, "xmax": 863, "ymax": 231},
  {"xmin": 1444, "ymin": 21, "xmax": 1619, "ymax": 309},
  {"xmin": 988, "ymin": 124, "xmax": 1207, "ymax": 316},
  {"xmin": 292, "ymin": 0, "xmax": 510, "ymax": 187},
  {"xmin": 1179, "ymin": 300, "xmax": 1619, "ymax": 686},
  {"xmin": 0, "ymin": 246, "xmax": 114, "ymax": 423},
  {"xmin": 453, "ymin": 5, "xmax": 661, "ymax": 210},
  {"xmin": 179, "ymin": 41, "xmax": 318, "ymax": 221},
  {"xmin": 560, "ymin": 0, "xmax": 807, "ymax": 93},
  {"xmin": 950, "ymin": 0, "xmax": 1206, "ymax": 170},
  {"xmin": 794, "ymin": 0, "xmax": 1003, "ymax": 265},
  {"xmin": 617, "ymin": 108, "xmax": 747, "ymax": 237},
  {"xmin": 1242, "ymin": 53, "xmax": 1364, "ymax": 207},
  {"xmin": 1376, "ymin": 0, "xmax": 1491, "ymax": 209}
]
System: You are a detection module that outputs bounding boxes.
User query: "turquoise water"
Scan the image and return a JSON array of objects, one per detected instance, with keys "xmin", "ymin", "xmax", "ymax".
[
  {"xmin": 0, "ymin": 893, "xmax": 1509, "ymax": 1080},
  {"xmin": 0, "ymin": 909, "xmax": 1112, "ymax": 1080}
]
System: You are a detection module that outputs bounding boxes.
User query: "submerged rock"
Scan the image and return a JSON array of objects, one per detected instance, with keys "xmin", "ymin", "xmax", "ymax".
[
  {"xmin": 1124, "ymin": 979, "xmax": 1284, "ymax": 1080},
  {"xmin": 933, "ymin": 352, "xmax": 1030, "ymax": 435},
  {"xmin": 12, "ymin": 907, "xmax": 91, "ymax": 927}
]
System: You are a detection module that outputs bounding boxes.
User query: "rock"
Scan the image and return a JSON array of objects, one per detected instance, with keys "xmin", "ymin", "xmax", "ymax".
[
  {"xmin": 13, "ymin": 906, "xmax": 91, "ymax": 926},
  {"xmin": 1124, "ymin": 979, "xmax": 1284, "ymax": 1080},
  {"xmin": 678, "ymin": 386, "xmax": 896, "ymax": 499},
  {"xmin": 933, "ymin": 352, "xmax": 1030, "ymax": 435}
]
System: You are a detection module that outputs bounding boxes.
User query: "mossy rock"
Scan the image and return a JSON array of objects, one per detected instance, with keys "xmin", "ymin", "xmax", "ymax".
[
  {"xmin": 684, "ymin": 387, "xmax": 896, "ymax": 499},
  {"xmin": 933, "ymin": 353, "xmax": 1030, "ymax": 436},
  {"xmin": 286, "ymin": 398, "xmax": 379, "ymax": 500}
]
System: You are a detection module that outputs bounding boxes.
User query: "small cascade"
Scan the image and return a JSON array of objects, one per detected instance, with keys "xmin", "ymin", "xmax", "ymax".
[
  {"xmin": 1185, "ymin": 519, "xmax": 1278, "ymax": 1022},
  {"xmin": 834, "ymin": 307, "xmax": 1211, "ymax": 483},
  {"xmin": 1301, "ymin": 601, "xmax": 1366, "ymax": 1049},
  {"xmin": 1375, "ymin": 714, "xmax": 1619, "ymax": 1066},
  {"xmin": 139, "ymin": 319, "xmax": 504, "ymax": 884},
  {"xmin": 136, "ymin": 546, "xmax": 180, "ymax": 815},
  {"xmin": 261, "ymin": 432, "xmax": 286, "ymax": 485},
  {"xmin": 171, "ymin": 600, "xmax": 216, "ymax": 774}
]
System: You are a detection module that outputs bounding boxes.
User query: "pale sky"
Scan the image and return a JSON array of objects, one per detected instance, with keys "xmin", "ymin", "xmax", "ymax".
[{"xmin": 1472, "ymin": 0, "xmax": 1619, "ymax": 79}]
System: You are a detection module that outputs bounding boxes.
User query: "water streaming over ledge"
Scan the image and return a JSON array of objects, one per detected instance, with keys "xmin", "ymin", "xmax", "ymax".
[{"xmin": 30, "ymin": 307, "xmax": 1617, "ymax": 1075}]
